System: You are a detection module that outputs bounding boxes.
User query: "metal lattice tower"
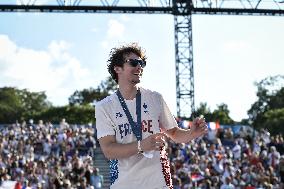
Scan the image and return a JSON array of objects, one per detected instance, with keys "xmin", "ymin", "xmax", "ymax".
[
  {"xmin": 1, "ymin": 0, "xmax": 283, "ymax": 118},
  {"xmin": 173, "ymin": 1, "xmax": 195, "ymax": 118}
]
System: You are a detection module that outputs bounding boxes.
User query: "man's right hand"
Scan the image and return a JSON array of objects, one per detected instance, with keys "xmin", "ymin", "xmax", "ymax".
[{"xmin": 140, "ymin": 133, "xmax": 167, "ymax": 152}]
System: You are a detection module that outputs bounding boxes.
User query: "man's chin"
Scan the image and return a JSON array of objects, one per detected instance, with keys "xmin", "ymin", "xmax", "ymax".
[{"xmin": 131, "ymin": 79, "xmax": 141, "ymax": 84}]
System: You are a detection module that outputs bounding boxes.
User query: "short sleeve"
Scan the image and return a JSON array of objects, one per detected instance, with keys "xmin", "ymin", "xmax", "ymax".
[
  {"xmin": 95, "ymin": 104, "xmax": 116, "ymax": 139},
  {"xmin": 158, "ymin": 94, "xmax": 178, "ymax": 131}
]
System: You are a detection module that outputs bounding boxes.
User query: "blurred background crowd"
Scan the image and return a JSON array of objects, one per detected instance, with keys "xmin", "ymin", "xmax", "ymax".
[
  {"xmin": 0, "ymin": 119, "xmax": 103, "ymax": 189},
  {"xmin": 0, "ymin": 119, "xmax": 283, "ymax": 189},
  {"xmin": 169, "ymin": 124, "xmax": 284, "ymax": 189}
]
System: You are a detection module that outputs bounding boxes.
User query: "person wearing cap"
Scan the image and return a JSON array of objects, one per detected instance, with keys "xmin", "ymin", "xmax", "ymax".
[{"xmin": 95, "ymin": 43, "xmax": 208, "ymax": 189}]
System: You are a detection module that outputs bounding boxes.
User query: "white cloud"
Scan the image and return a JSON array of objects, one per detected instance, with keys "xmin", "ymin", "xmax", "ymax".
[
  {"xmin": 101, "ymin": 41, "xmax": 109, "ymax": 49},
  {"xmin": 100, "ymin": 19, "xmax": 126, "ymax": 49},
  {"xmin": 120, "ymin": 15, "xmax": 131, "ymax": 22},
  {"xmin": 0, "ymin": 34, "xmax": 95, "ymax": 105},
  {"xmin": 91, "ymin": 27, "xmax": 98, "ymax": 32},
  {"xmin": 222, "ymin": 40, "xmax": 252, "ymax": 53},
  {"xmin": 107, "ymin": 19, "xmax": 125, "ymax": 39},
  {"xmin": 48, "ymin": 40, "xmax": 72, "ymax": 60},
  {"xmin": 0, "ymin": 35, "xmax": 17, "ymax": 60}
]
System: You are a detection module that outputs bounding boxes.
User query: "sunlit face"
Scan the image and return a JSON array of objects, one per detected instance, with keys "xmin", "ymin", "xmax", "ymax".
[{"xmin": 116, "ymin": 52, "xmax": 144, "ymax": 85}]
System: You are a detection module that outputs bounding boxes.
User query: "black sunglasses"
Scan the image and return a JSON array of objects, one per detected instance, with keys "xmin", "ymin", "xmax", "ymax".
[{"xmin": 125, "ymin": 59, "xmax": 146, "ymax": 68}]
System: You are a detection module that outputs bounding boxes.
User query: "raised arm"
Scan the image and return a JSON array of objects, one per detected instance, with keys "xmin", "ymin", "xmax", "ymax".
[{"xmin": 165, "ymin": 117, "xmax": 208, "ymax": 144}]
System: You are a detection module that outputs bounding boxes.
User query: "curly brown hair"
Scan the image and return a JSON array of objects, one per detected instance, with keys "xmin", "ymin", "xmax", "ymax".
[{"xmin": 107, "ymin": 43, "xmax": 147, "ymax": 83}]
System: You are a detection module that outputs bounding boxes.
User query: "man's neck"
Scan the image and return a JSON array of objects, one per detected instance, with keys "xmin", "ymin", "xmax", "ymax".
[{"xmin": 118, "ymin": 84, "xmax": 138, "ymax": 100}]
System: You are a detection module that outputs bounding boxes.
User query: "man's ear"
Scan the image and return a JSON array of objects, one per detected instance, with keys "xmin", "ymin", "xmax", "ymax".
[{"xmin": 114, "ymin": 66, "xmax": 122, "ymax": 74}]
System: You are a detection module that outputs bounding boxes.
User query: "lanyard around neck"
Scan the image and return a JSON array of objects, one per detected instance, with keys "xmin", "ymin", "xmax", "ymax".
[{"xmin": 116, "ymin": 89, "xmax": 142, "ymax": 141}]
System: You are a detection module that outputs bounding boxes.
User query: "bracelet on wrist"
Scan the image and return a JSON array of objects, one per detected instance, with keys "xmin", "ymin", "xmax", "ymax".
[{"xmin": 137, "ymin": 140, "xmax": 144, "ymax": 154}]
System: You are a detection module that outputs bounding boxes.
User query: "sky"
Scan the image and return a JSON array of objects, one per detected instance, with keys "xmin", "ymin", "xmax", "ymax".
[{"xmin": 0, "ymin": 7, "xmax": 284, "ymax": 122}]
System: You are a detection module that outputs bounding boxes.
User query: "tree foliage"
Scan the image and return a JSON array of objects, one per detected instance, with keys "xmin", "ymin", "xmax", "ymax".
[
  {"xmin": 0, "ymin": 77, "xmax": 117, "ymax": 124},
  {"xmin": 69, "ymin": 76, "xmax": 117, "ymax": 106},
  {"xmin": 262, "ymin": 108, "xmax": 284, "ymax": 136},
  {"xmin": 194, "ymin": 102, "xmax": 234, "ymax": 124},
  {"xmin": 68, "ymin": 87, "xmax": 107, "ymax": 106},
  {"xmin": 0, "ymin": 87, "xmax": 23, "ymax": 123},
  {"xmin": 3, "ymin": 75, "xmax": 282, "ymax": 128},
  {"xmin": 35, "ymin": 105, "xmax": 96, "ymax": 124},
  {"xmin": 0, "ymin": 87, "xmax": 50, "ymax": 123},
  {"xmin": 248, "ymin": 75, "xmax": 284, "ymax": 135},
  {"xmin": 194, "ymin": 102, "xmax": 213, "ymax": 121},
  {"xmin": 212, "ymin": 103, "xmax": 234, "ymax": 124}
]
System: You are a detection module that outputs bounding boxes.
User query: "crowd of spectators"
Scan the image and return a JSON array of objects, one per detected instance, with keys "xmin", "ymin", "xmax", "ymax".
[
  {"xmin": 0, "ymin": 119, "xmax": 103, "ymax": 189},
  {"xmin": 1, "ymin": 118, "xmax": 283, "ymax": 189},
  {"xmin": 169, "ymin": 125, "xmax": 284, "ymax": 189}
]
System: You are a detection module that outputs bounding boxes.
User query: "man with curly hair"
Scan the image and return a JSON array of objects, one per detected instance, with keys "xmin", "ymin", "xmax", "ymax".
[{"xmin": 95, "ymin": 43, "xmax": 207, "ymax": 189}]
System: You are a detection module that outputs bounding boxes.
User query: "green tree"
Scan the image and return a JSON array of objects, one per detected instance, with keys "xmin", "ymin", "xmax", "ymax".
[
  {"xmin": 212, "ymin": 103, "xmax": 234, "ymax": 124},
  {"xmin": 20, "ymin": 89, "xmax": 51, "ymax": 118},
  {"xmin": 0, "ymin": 87, "xmax": 24, "ymax": 123},
  {"xmin": 262, "ymin": 108, "xmax": 284, "ymax": 136},
  {"xmin": 268, "ymin": 87, "xmax": 284, "ymax": 109},
  {"xmin": 248, "ymin": 75, "xmax": 284, "ymax": 134},
  {"xmin": 98, "ymin": 76, "xmax": 118, "ymax": 93},
  {"xmin": 36, "ymin": 105, "xmax": 96, "ymax": 124},
  {"xmin": 69, "ymin": 76, "xmax": 117, "ymax": 105},
  {"xmin": 68, "ymin": 87, "xmax": 106, "ymax": 106},
  {"xmin": 194, "ymin": 102, "xmax": 234, "ymax": 124},
  {"xmin": 0, "ymin": 87, "xmax": 50, "ymax": 123},
  {"xmin": 194, "ymin": 102, "xmax": 213, "ymax": 121}
]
